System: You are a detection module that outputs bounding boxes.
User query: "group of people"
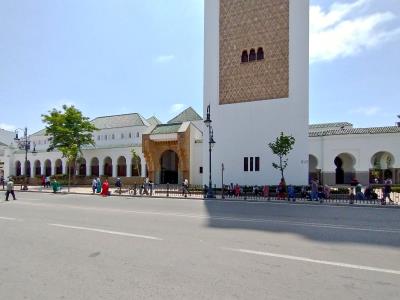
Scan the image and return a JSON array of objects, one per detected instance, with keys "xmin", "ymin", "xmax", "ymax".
[
  {"xmin": 352, "ymin": 178, "xmax": 393, "ymax": 204},
  {"xmin": 40, "ymin": 176, "xmax": 52, "ymax": 188},
  {"xmin": 91, "ymin": 177, "xmax": 110, "ymax": 197}
]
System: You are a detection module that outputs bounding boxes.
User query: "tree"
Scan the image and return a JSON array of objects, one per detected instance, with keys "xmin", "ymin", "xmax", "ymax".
[
  {"xmin": 42, "ymin": 105, "xmax": 97, "ymax": 191},
  {"xmin": 268, "ymin": 132, "xmax": 296, "ymax": 181},
  {"xmin": 130, "ymin": 148, "xmax": 141, "ymax": 176}
]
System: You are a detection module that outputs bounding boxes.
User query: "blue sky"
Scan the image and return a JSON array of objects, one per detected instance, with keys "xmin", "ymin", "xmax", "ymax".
[{"xmin": 0, "ymin": 0, "xmax": 399, "ymax": 134}]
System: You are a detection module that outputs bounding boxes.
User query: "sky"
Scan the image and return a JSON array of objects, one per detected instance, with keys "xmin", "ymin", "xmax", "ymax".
[{"xmin": 0, "ymin": 0, "xmax": 399, "ymax": 134}]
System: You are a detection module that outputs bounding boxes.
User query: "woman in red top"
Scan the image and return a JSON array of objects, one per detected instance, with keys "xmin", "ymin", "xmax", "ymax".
[{"xmin": 101, "ymin": 179, "xmax": 109, "ymax": 197}]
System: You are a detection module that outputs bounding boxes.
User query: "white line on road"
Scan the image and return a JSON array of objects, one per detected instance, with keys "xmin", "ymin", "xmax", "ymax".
[
  {"xmin": 0, "ymin": 216, "xmax": 17, "ymax": 221},
  {"xmin": 14, "ymin": 201, "xmax": 400, "ymax": 234},
  {"xmin": 224, "ymin": 248, "xmax": 400, "ymax": 276},
  {"xmin": 48, "ymin": 223, "xmax": 163, "ymax": 241}
]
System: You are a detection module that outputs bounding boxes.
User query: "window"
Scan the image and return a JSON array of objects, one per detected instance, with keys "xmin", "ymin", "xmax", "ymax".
[
  {"xmin": 244, "ymin": 157, "xmax": 260, "ymax": 172},
  {"xmin": 199, "ymin": 167, "xmax": 203, "ymax": 174},
  {"xmin": 244, "ymin": 157, "xmax": 249, "ymax": 172},
  {"xmin": 241, "ymin": 50, "xmax": 249, "ymax": 63},
  {"xmin": 136, "ymin": 132, "xmax": 140, "ymax": 138},
  {"xmin": 250, "ymin": 157, "xmax": 254, "ymax": 171},
  {"xmin": 249, "ymin": 49, "xmax": 256, "ymax": 61},
  {"xmin": 112, "ymin": 134, "xmax": 115, "ymax": 140},
  {"xmin": 255, "ymin": 157, "xmax": 260, "ymax": 171},
  {"xmin": 257, "ymin": 47, "xmax": 264, "ymax": 60},
  {"xmin": 105, "ymin": 135, "xmax": 108, "ymax": 141},
  {"xmin": 129, "ymin": 133, "xmax": 132, "ymax": 139},
  {"xmin": 121, "ymin": 133, "xmax": 124, "ymax": 139},
  {"xmin": 97, "ymin": 136, "xmax": 100, "ymax": 141}
]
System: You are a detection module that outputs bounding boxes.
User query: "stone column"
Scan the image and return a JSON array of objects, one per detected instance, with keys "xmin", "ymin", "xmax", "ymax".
[
  {"xmin": 127, "ymin": 158, "xmax": 132, "ymax": 177},
  {"xmin": 112, "ymin": 162, "xmax": 118, "ymax": 178},
  {"xmin": 86, "ymin": 164, "xmax": 90, "ymax": 177},
  {"xmin": 141, "ymin": 160, "xmax": 146, "ymax": 177},
  {"xmin": 62, "ymin": 160, "xmax": 68, "ymax": 175},
  {"xmin": 41, "ymin": 163, "xmax": 45, "ymax": 176},
  {"xmin": 99, "ymin": 160, "xmax": 104, "ymax": 176}
]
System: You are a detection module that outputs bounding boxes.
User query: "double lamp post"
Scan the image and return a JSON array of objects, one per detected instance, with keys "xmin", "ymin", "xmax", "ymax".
[{"xmin": 14, "ymin": 127, "xmax": 36, "ymax": 190}]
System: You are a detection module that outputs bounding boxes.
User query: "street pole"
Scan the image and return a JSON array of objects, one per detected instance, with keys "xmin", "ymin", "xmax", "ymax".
[
  {"xmin": 204, "ymin": 104, "xmax": 215, "ymax": 199},
  {"xmin": 221, "ymin": 163, "xmax": 224, "ymax": 199},
  {"xmin": 23, "ymin": 127, "xmax": 28, "ymax": 190}
]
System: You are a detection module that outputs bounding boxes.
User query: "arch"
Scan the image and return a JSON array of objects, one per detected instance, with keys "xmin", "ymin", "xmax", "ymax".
[
  {"xmin": 249, "ymin": 49, "xmax": 256, "ymax": 62},
  {"xmin": 103, "ymin": 157, "xmax": 113, "ymax": 177},
  {"xmin": 131, "ymin": 156, "xmax": 142, "ymax": 177},
  {"xmin": 370, "ymin": 151, "xmax": 395, "ymax": 183},
  {"xmin": 160, "ymin": 150, "xmax": 179, "ymax": 184},
  {"xmin": 257, "ymin": 47, "xmax": 264, "ymax": 60},
  {"xmin": 241, "ymin": 50, "xmax": 249, "ymax": 63},
  {"xmin": 55, "ymin": 159, "xmax": 63, "ymax": 175},
  {"xmin": 334, "ymin": 153, "xmax": 356, "ymax": 184},
  {"xmin": 34, "ymin": 160, "xmax": 41, "ymax": 176},
  {"xmin": 90, "ymin": 157, "xmax": 99, "ymax": 177},
  {"xmin": 15, "ymin": 161, "xmax": 21, "ymax": 176},
  {"xmin": 78, "ymin": 158, "xmax": 87, "ymax": 176},
  {"xmin": 44, "ymin": 159, "xmax": 52, "ymax": 177},
  {"xmin": 117, "ymin": 156, "xmax": 127, "ymax": 177}
]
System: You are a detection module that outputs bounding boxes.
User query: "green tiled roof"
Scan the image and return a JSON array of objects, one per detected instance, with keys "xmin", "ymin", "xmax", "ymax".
[
  {"xmin": 147, "ymin": 116, "xmax": 162, "ymax": 126},
  {"xmin": 167, "ymin": 107, "xmax": 202, "ymax": 124},
  {"xmin": 91, "ymin": 113, "xmax": 149, "ymax": 129},
  {"xmin": 151, "ymin": 124, "xmax": 181, "ymax": 135}
]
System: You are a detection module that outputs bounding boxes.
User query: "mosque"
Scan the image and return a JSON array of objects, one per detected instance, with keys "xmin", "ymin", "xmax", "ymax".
[{"xmin": 1, "ymin": 0, "xmax": 399, "ymax": 186}]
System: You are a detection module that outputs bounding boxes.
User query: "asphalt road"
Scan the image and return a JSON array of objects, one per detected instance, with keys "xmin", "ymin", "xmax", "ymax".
[{"xmin": 0, "ymin": 192, "xmax": 399, "ymax": 300}]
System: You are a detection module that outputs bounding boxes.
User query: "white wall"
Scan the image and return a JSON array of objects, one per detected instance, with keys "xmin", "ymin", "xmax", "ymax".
[{"xmin": 203, "ymin": 0, "xmax": 309, "ymax": 186}]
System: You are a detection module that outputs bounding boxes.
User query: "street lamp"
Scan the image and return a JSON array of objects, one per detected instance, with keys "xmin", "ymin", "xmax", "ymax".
[
  {"xmin": 204, "ymin": 105, "xmax": 216, "ymax": 198},
  {"xmin": 14, "ymin": 127, "xmax": 36, "ymax": 190}
]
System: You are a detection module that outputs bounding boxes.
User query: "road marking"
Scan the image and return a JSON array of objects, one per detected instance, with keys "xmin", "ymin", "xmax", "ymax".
[
  {"xmin": 224, "ymin": 248, "xmax": 400, "ymax": 276},
  {"xmin": 0, "ymin": 216, "xmax": 17, "ymax": 221},
  {"xmin": 48, "ymin": 223, "xmax": 163, "ymax": 241},
  {"xmin": 14, "ymin": 201, "xmax": 400, "ymax": 234}
]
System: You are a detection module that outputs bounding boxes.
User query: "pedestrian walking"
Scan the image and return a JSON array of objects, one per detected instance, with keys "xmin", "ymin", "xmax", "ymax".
[
  {"xmin": 382, "ymin": 178, "xmax": 393, "ymax": 204},
  {"xmin": 101, "ymin": 179, "xmax": 109, "ymax": 197},
  {"xmin": 45, "ymin": 176, "xmax": 51, "ymax": 188},
  {"xmin": 310, "ymin": 178, "xmax": 319, "ymax": 202},
  {"xmin": 96, "ymin": 178, "xmax": 102, "ymax": 193},
  {"xmin": 41, "ymin": 175, "xmax": 46, "ymax": 188},
  {"xmin": 5, "ymin": 178, "xmax": 16, "ymax": 201},
  {"xmin": 182, "ymin": 179, "xmax": 189, "ymax": 197},
  {"xmin": 91, "ymin": 178, "xmax": 97, "ymax": 194},
  {"xmin": 115, "ymin": 177, "xmax": 122, "ymax": 194},
  {"xmin": 1, "ymin": 175, "xmax": 4, "ymax": 190}
]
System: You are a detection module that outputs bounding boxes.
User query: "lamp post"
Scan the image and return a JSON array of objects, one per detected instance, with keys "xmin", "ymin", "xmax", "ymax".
[
  {"xmin": 14, "ymin": 127, "xmax": 36, "ymax": 190},
  {"xmin": 204, "ymin": 105, "xmax": 216, "ymax": 198}
]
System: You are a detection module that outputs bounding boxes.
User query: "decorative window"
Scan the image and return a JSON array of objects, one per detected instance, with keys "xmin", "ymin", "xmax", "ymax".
[
  {"xmin": 249, "ymin": 49, "xmax": 256, "ymax": 62},
  {"xmin": 105, "ymin": 135, "xmax": 108, "ymax": 141},
  {"xmin": 257, "ymin": 47, "xmax": 264, "ymax": 60},
  {"xmin": 121, "ymin": 133, "xmax": 124, "ymax": 139},
  {"xmin": 250, "ymin": 157, "xmax": 254, "ymax": 172},
  {"xmin": 199, "ymin": 167, "xmax": 203, "ymax": 174},
  {"xmin": 136, "ymin": 132, "xmax": 140, "ymax": 138},
  {"xmin": 241, "ymin": 50, "xmax": 249, "ymax": 63},
  {"xmin": 129, "ymin": 133, "xmax": 132, "ymax": 139},
  {"xmin": 244, "ymin": 157, "xmax": 249, "ymax": 172},
  {"xmin": 112, "ymin": 134, "xmax": 115, "ymax": 140}
]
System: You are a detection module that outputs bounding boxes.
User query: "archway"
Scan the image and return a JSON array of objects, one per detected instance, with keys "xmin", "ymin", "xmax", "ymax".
[
  {"xmin": 104, "ymin": 157, "xmax": 113, "ymax": 177},
  {"xmin": 309, "ymin": 154, "xmax": 320, "ymax": 182},
  {"xmin": 117, "ymin": 156, "xmax": 127, "ymax": 177},
  {"xmin": 370, "ymin": 151, "xmax": 395, "ymax": 183},
  {"xmin": 78, "ymin": 158, "xmax": 87, "ymax": 176},
  {"xmin": 131, "ymin": 156, "xmax": 141, "ymax": 176},
  {"xmin": 91, "ymin": 157, "xmax": 99, "ymax": 177},
  {"xmin": 160, "ymin": 150, "xmax": 179, "ymax": 184},
  {"xmin": 34, "ymin": 160, "xmax": 41, "ymax": 176},
  {"xmin": 15, "ymin": 161, "xmax": 21, "ymax": 176},
  {"xmin": 55, "ymin": 159, "xmax": 63, "ymax": 175},
  {"xmin": 334, "ymin": 153, "xmax": 356, "ymax": 185},
  {"xmin": 44, "ymin": 160, "xmax": 52, "ymax": 177}
]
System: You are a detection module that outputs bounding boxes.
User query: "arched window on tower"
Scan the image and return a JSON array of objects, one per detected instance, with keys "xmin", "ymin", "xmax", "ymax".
[
  {"xmin": 241, "ymin": 50, "xmax": 249, "ymax": 63},
  {"xmin": 257, "ymin": 47, "xmax": 264, "ymax": 60},
  {"xmin": 249, "ymin": 49, "xmax": 256, "ymax": 62}
]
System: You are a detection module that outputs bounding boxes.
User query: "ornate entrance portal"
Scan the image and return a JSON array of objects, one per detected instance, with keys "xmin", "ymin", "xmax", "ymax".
[{"xmin": 160, "ymin": 150, "xmax": 179, "ymax": 184}]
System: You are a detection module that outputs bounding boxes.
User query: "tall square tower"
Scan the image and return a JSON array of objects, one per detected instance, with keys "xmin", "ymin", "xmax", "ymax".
[{"xmin": 203, "ymin": 0, "xmax": 309, "ymax": 186}]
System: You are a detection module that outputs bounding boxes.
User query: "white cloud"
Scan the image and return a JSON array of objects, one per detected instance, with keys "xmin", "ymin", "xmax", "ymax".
[
  {"xmin": 169, "ymin": 103, "xmax": 187, "ymax": 114},
  {"xmin": 310, "ymin": 0, "xmax": 400, "ymax": 63},
  {"xmin": 350, "ymin": 106, "xmax": 381, "ymax": 116},
  {"xmin": 154, "ymin": 55, "xmax": 175, "ymax": 64},
  {"xmin": 0, "ymin": 123, "xmax": 16, "ymax": 131}
]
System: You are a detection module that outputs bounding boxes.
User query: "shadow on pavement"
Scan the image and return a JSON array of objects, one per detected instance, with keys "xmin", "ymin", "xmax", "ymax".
[{"xmin": 204, "ymin": 200, "xmax": 400, "ymax": 248}]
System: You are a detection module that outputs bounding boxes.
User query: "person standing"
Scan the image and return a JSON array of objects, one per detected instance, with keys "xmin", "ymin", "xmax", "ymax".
[
  {"xmin": 115, "ymin": 177, "xmax": 122, "ymax": 194},
  {"xmin": 41, "ymin": 175, "xmax": 46, "ymax": 188},
  {"xmin": 5, "ymin": 178, "xmax": 16, "ymax": 201},
  {"xmin": 182, "ymin": 179, "xmax": 189, "ymax": 198},
  {"xmin": 96, "ymin": 177, "xmax": 102, "ymax": 194},
  {"xmin": 1, "ymin": 175, "xmax": 4, "ymax": 190},
  {"xmin": 310, "ymin": 178, "xmax": 319, "ymax": 202},
  {"xmin": 101, "ymin": 179, "xmax": 109, "ymax": 197}
]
